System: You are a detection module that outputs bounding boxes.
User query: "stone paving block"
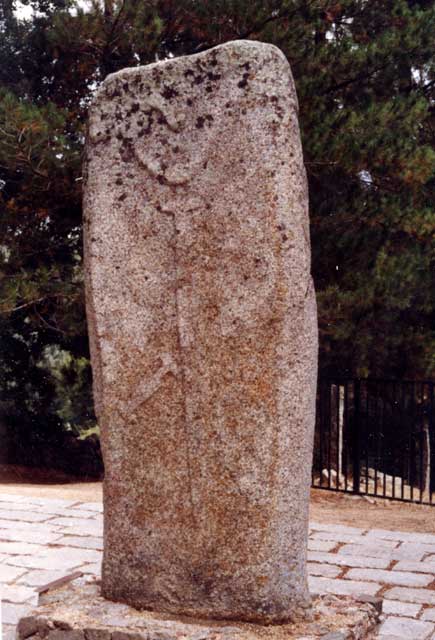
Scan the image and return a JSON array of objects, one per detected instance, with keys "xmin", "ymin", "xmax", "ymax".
[
  {"xmin": 56, "ymin": 535, "xmax": 103, "ymax": 550},
  {"xmin": 0, "ymin": 528, "xmax": 62, "ymax": 545},
  {"xmin": 309, "ymin": 522, "xmax": 366, "ymax": 535},
  {"xmin": 48, "ymin": 516, "xmax": 102, "ymax": 528},
  {"xmin": 2, "ymin": 623, "xmax": 16, "ymax": 640},
  {"xmin": 0, "ymin": 501, "xmax": 44, "ymax": 512},
  {"xmin": 399, "ymin": 542, "xmax": 435, "ymax": 557},
  {"xmin": 2, "ymin": 584, "xmax": 38, "ymax": 604},
  {"xmin": 384, "ymin": 587, "xmax": 435, "ymax": 605},
  {"xmin": 0, "ymin": 541, "xmax": 48, "ymax": 555},
  {"xmin": 346, "ymin": 568, "xmax": 433, "ymax": 587},
  {"xmin": 307, "ymin": 562, "xmax": 342, "ymax": 578},
  {"xmin": 0, "ymin": 494, "xmax": 29, "ymax": 503},
  {"xmin": 309, "ymin": 531, "xmax": 370, "ymax": 544},
  {"xmin": 394, "ymin": 560, "xmax": 435, "ymax": 574},
  {"xmin": 366, "ymin": 529, "xmax": 435, "ymax": 545},
  {"xmin": 307, "ymin": 539, "xmax": 338, "ymax": 552},
  {"xmin": 383, "ymin": 599, "xmax": 422, "ymax": 617},
  {"xmin": 307, "ymin": 551, "xmax": 391, "ymax": 569},
  {"xmin": 339, "ymin": 543, "xmax": 425, "ymax": 561},
  {"xmin": 16, "ymin": 568, "xmax": 73, "ymax": 586},
  {"xmin": 422, "ymin": 609, "xmax": 435, "ymax": 622},
  {"xmin": 0, "ymin": 518, "xmax": 62, "ymax": 533},
  {"xmin": 1, "ymin": 601, "xmax": 32, "ymax": 625},
  {"xmin": 12, "ymin": 547, "xmax": 103, "ymax": 574},
  {"xmin": 6, "ymin": 554, "xmax": 86, "ymax": 571},
  {"xmin": 74, "ymin": 502, "xmax": 103, "ymax": 513},
  {"xmin": 0, "ymin": 564, "xmax": 27, "ymax": 583},
  {"xmin": 378, "ymin": 616, "xmax": 434, "ymax": 639},
  {"xmin": 33, "ymin": 506, "xmax": 98, "ymax": 518},
  {"xmin": 79, "ymin": 561, "xmax": 101, "ymax": 575},
  {"xmin": 0, "ymin": 509, "xmax": 52, "ymax": 523},
  {"xmin": 42, "ymin": 547, "xmax": 103, "ymax": 564},
  {"xmin": 58, "ymin": 523, "xmax": 103, "ymax": 538},
  {"xmin": 308, "ymin": 575, "xmax": 381, "ymax": 596}
]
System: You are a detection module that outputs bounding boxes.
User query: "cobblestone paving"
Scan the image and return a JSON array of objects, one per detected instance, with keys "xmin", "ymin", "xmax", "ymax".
[{"xmin": 1, "ymin": 494, "xmax": 435, "ymax": 640}]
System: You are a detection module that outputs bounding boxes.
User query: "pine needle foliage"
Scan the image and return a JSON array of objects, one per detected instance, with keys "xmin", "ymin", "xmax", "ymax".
[{"xmin": 0, "ymin": 0, "xmax": 434, "ymax": 463}]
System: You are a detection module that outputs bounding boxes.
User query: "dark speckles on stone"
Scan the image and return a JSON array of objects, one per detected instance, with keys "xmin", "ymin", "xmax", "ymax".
[
  {"xmin": 131, "ymin": 103, "xmax": 140, "ymax": 113},
  {"xmin": 238, "ymin": 73, "xmax": 250, "ymax": 89},
  {"xmin": 205, "ymin": 114, "xmax": 214, "ymax": 123},
  {"xmin": 118, "ymin": 193, "xmax": 127, "ymax": 202},
  {"xmin": 115, "ymin": 178, "xmax": 123, "ymax": 186},
  {"xmin": 207, "ymin": 72, "xmax": 221, "ymax": 82},
  {"xmin": 186, "ymin": 98, "xmax": 193, "ymax": 106},
  {"xmin": 184, "ymin": 69, "xmax": 194, "ymax": 78},
  {"xmin": 111, "ymin": 89, "xmax": 121, "ymax": 98},
  {"xmin": 122, "ymin": 82, "xmax": 129, "ymax": 92},
  {"xmin": 161, "ymin": 85, "xmax": 179, "ymax": 100},
  {"xmin": 196, "ymin": 116, "xmax": 205, "ymax": 129},
  {"xmin": 119, "ymin": 146, "xmax": 134, "ymax": 163},
  {"xmin": 205, "ymin": 85, "xmax": 213, "ymax": 93},
  {"xmin": 193, "ymin": 75, "xmax": 205, "ymax": 85}
]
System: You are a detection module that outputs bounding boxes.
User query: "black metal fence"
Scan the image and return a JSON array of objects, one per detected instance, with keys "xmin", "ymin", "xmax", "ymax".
[{"xmin": 312, "ymin": 379, "xmax": 435, "ymax": 505}]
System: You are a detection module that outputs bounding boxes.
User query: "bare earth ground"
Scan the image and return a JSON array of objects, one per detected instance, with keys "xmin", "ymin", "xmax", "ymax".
[{"xmin": 1, "ymin": 464, "xmax": 435, "ymax": 533}]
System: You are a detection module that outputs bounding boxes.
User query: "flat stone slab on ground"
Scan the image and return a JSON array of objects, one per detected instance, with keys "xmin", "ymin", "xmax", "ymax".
[
  {"xmin": 378, "ymin": 616, "xmax": 434, "ymax": 639},
  {"xmin": 16, "ymin": 580, "xmax": 380, "ymax": 640}
]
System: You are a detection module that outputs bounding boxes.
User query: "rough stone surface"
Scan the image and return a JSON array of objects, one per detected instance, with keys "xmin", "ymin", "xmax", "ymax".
[
  {"xmin": 84, "ymin": 39, "xmax": 317, "ymax": 623},
  {"xmin": 15, "ymin": 581, "xmax": 379, "ymax": 640}
]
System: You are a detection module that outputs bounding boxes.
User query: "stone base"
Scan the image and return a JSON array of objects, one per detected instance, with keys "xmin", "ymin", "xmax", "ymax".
[{"xmin": 16, "ymin": 578, "xmax": 380, "ymax": 640}]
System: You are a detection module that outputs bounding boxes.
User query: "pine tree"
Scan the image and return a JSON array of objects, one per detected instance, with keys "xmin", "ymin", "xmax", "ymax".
[{"xmin": 0, "ymin": 0, "xmax": 434, "ymax": 465}]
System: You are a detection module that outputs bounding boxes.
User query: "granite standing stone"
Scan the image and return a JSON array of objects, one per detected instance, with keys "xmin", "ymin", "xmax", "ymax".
[{"xmin": 84, "ymin": 39, "xmax": 318, "ymax": 623}]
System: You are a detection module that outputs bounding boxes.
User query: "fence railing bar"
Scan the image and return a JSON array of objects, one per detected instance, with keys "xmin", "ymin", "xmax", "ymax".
[
  {"xmin": 353, "ymin": 380, "xmax": 361, "ymax": 494},
  {"xmin": 344, "ymin": 381, "xmax": 349, "ymax": 493},
  {"xmin": 336, "ymin": 384, "xmax": 340, "ymax": 490},
  {"xmin": 431, "ymin": 383, "xmax": 434, "ymax": 506},
  {"xmin": 392, "ymin": 381, "xmax": 397, "ymax": 500},
  {"xmin": 419, "ymin": 383, "xmax": 424, "ymax": 504},
  {"xmin": 365, "ymin": 380, "xmax": 369, "ymax": 495},
  {"xmin": 381, "ymin": 381, "xmax": 386, "ymax": 499},
  {"xmin": 327, "ymin": 382, "xmax": 332, "ymax": 489},
  {"xmin": 312, "ymin": 377, "xmax": 435, "ymax": 507}
]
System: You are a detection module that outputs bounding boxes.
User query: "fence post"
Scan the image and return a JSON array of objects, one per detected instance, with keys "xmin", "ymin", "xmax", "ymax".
[{"xmin": 353, "ymin": 379, "xmax": 361, "ymax": 494}]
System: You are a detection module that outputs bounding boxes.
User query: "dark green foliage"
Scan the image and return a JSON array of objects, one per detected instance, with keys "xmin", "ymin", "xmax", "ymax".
[{"xmin": 0, "ymin": 0, "xmax": 434, "ymax": 470}]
